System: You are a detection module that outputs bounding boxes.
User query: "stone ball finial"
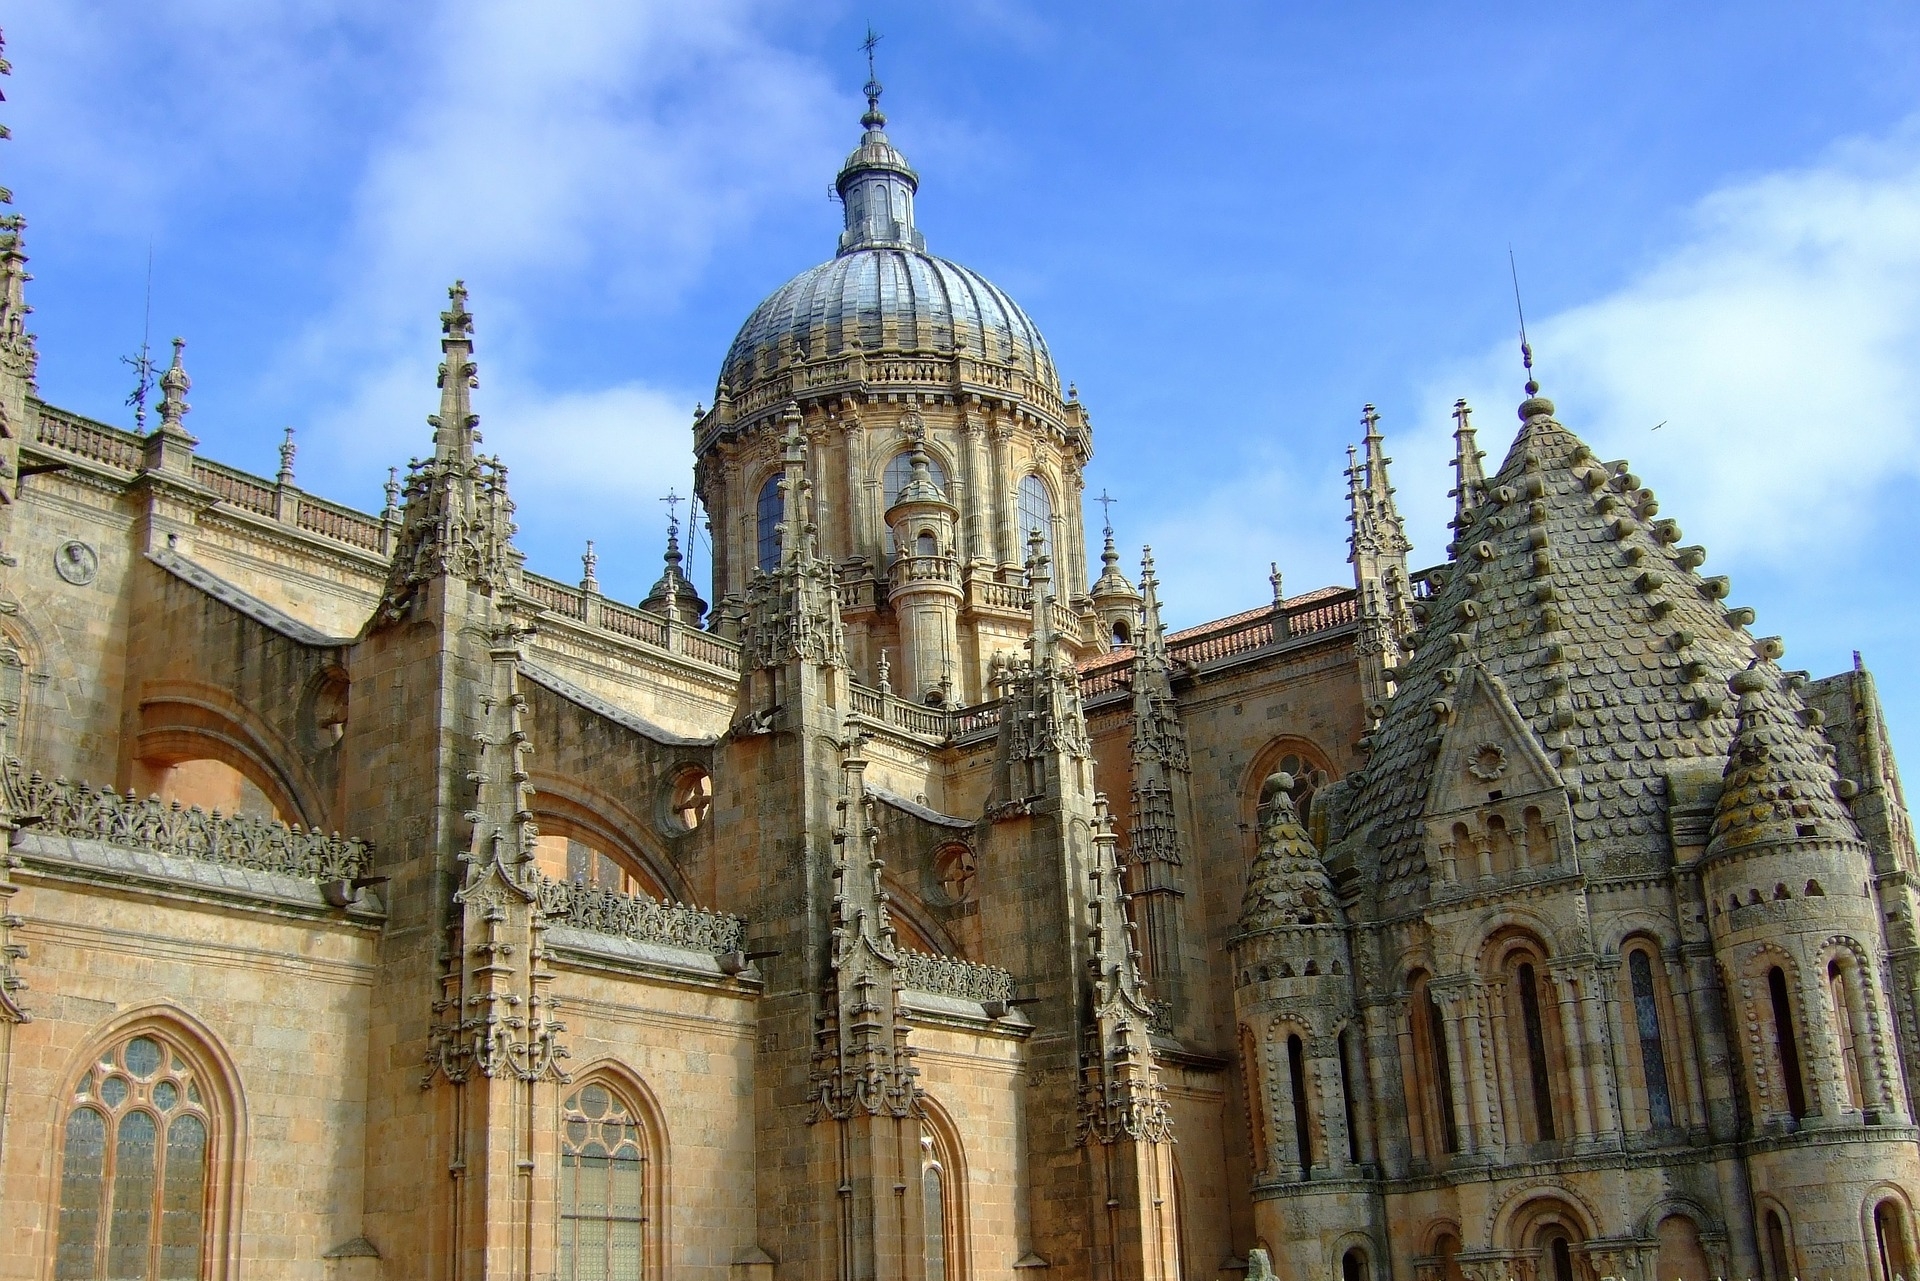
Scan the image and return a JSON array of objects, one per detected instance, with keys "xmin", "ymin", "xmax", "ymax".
[
  {"xmin": 1518, "ymin": 393, "xmax": 1555, "ymax": 422},
  {"xmin": 1259, "ymin": 771, "xmax": 1296, "ymax": 816}
]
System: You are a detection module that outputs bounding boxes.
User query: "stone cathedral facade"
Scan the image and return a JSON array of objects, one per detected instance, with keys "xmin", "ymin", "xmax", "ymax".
[{"xmin": 0, "ymin": 65, "xmax": 1917, "ymax": 1281}]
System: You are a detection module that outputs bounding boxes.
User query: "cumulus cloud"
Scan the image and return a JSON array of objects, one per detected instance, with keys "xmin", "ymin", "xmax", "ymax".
[{"xmin": 1409, "ymin": 125, "xmax": 1920, "ymax": 578}]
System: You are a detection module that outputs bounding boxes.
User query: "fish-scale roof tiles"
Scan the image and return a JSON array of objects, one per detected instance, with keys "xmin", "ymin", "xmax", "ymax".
[
  {"xmin": 1330, "ymin": 392, "xmax": 1761, "ymax": 902},
  {"xmin": 1240, "ymin": 773, "xmax": 1341, "ymax": 931},
  {"xmin": 1711, "ymin": 657, "xmax": 1865, "ymax": 855}
]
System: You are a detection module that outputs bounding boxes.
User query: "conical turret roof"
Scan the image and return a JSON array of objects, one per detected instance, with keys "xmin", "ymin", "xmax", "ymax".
[
  {"xmin": 1330, "ymin": 389, "xmax": 1759, "ymax": 903},
  {"xmin": 1710, "ymin": 650, "xmax": 1864, "ymax": 856},
  {"xmin": 1240, "ymin": 773, "xmax": 1340, "ymax": 932}
]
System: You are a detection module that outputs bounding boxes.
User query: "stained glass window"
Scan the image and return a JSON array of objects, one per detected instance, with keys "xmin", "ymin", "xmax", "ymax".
[
  {"xmin": 55, "ymin": 1032, "xmax": 211, "ymax": 1280},
  {"xmin": 560, "ymin": 1082, "xmax": 649, "ymax": 1281}
]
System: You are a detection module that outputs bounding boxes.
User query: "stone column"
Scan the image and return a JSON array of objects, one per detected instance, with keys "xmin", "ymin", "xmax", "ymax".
[
  {"xmin": 1486, "ymin": 979, "xmax": 1520, "ymax": 1149},
  {"xmin": 963, "ymin": 414, "xmax": 990, "ymax": 564},
  {"xmin": 991, "ymin": 419, "xmax": 1017, "ymax": 569},
  {"xmin": 1435, "ymin": 985, "xmax": 1479, "ymax": 1154},
  {"xmin": 1550, "ymin": 967, "xmax": 1596, "ymax": 1140}
]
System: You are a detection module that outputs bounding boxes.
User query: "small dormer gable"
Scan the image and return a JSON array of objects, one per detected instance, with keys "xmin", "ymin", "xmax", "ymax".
[{"xmin": 1422, "ymin": 660, "xmax": 1575, "ymax": 884}]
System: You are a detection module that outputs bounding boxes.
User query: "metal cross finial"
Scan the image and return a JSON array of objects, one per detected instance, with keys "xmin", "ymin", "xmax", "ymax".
[
  {"xmin": 1095, "ymin": 489, "xmax": 1119, "ymax": 536},
  {"xmin": 859, "ymin": 25, "xmax": 886, "ymax": 126},
  {"xmin": 122, "ymin": 244, "xmax": 157, "ymax": 432},
  {"xmin": 661, "ymin": 488, "xmax": 683, "ymax": 535},
  {"xmin": 860, "ymin": 25, "xmax": 882, "ymax": 77},
  {"xmin": 1509, "ymin": 246, "xmax": 1537, "ymax": 394}
]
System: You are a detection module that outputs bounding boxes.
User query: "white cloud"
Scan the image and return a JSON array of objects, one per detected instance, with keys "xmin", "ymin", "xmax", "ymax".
[{"xmin": 1409, "ymin": 125, "xmax": 1920, "ymax": 579}]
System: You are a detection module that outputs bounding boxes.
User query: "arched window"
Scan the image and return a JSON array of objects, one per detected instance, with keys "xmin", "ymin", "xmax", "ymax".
[
  {"xmin": 1830, "ymin": 958, "xmax": 1865, "ymax": 1111},
  {"xmin": 55, "ymin": 1031, "xmax": 216, "ymax": 1280},
  {"xmin": 1341, "ymin": 1246, "xmax": 1368, "ymax": 1281},
  {"xmin": 1515, "ymin": 960, "xmax": 1557, "ymax": 1141},
  {"xmin": 559, "ymin": 1080, "xmax": 654, "ymax": 1281},
  {"xmin": 1767, "ymin": 966, "xmax": 1809, "ymax": 1121},
  {"xmin": 1017, "ymin": 474, "xmax": 1053, "ymax": 568},
  {"xmin": 1626, "ymin": 946, "xmax": 1676, "ymax": 1129},
  {"xmin": 1338, "ymin": 1029, "xmax": 1361, "ymax": 1164},
  {"xmin": 1431, "ymin": 1232, "xmax": 1465, "ymax": 1281},
  {"xmin": 1491, "ymin": 939, "xmax": 1571, "ymax": 1147},
  {"xmin": 1408, "ymin": 972, "xmax": 1458, "ymax": 1158},
  {"xmin": 919, "ymin": 1095, "xmax": 970, "ymax": 1281},
  {"xmin": 1875, "ymin": 1198, "xmax": 1914, "ymax": 1281},
  {"xmin": 1285, "ymin": 1033, "xmax": 1313, "ymax": 1179},
  {"xmin": 883, "ymin": 451, "xmax": 948, "ymax": 509},
  {"xmin": 755, "ymin": 474, "xmax": 783, "ymax": 572},
  {"xmin": 1763, "ymin": 1208, "xmax": 1793, "ymax": 1281},
  {"xmin": 1543, "ymin": 1231, "xmax": 1575, "ymax": 1281},
  {"xmin": 1655, "ymin": 1214, "xmax": 1711, "ymax": 1281}
]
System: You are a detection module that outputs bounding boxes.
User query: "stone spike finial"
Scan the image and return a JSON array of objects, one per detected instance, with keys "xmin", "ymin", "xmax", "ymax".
[
  {"xmin": 156, "ymin": 337, "xmax": 192, "ymax": 437},
  {"xmin": 580, "ymin": 539, "xmax": 598, "ymax": 594},
  {"xmin": 1137, "ymin": 546, "xmax": 1170, "ymax": 673},
  {"xmin": 277, "ymin": 426, "xmax": 297, "ymax": 487},
  {"xmin": 431, "ymin": 281, "xmax": 480, "ymax": 461},
  {"xmin": 1450, "ymin": 398, "xmax": 1486, "ymax": 532},
  {"xmin": 1026, "ymin": 527, "xmax": 1055, "ymax": 658}
]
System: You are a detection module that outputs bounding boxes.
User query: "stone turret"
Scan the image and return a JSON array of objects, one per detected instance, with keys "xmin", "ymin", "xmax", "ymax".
[
  {"xmin": 883, "ymin": 438, "xmax": 960, "ymax": 703},
  {"xmin": 1089, "ymin": 527, "xmax": 1141, "ymax": 648},
  {"xmin": 1233, "ymin": 771, "xmax": 1369, "ymax": 1272},
  {"xmin": 637, "ymin": 516, "xmax": 707, "ymax": 625}
]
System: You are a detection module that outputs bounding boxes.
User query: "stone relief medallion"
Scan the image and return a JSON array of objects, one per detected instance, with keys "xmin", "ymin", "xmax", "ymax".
[
  {"xmin": 54, "ymin": 539, "xmax": 98, "ymax": 586},
  {"xmin": 1468, "ymin": 742, "xmax": 1507, "ymax": 781}
]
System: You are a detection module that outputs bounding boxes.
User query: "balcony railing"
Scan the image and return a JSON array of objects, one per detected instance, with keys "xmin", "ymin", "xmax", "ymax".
[{"xmin": 531, "ymin": 871, "xmax": 747, "ymax": 956}]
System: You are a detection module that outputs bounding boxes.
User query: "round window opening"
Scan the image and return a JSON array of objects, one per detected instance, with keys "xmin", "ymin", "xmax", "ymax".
[
  {"xmin": 667, "ymin": 767, "xmax": 712, "ymax": 833},
  {"xmin": 933, "ymin": 844, "xmax": 976, "ymax": 905}
]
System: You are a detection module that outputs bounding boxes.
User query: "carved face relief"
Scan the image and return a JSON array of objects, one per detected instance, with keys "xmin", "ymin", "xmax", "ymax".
[
  {"xmin": 55, "ymin": 539, "xmax": 98, "ymax": 586},
  {"xmin": 1468, "ymin": 743, "xmax": 1507, "ymax": 782}
]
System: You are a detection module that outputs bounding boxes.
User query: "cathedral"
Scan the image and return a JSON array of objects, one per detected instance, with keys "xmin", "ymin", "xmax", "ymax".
[{"xmin": 0, "ymin": 54, "xmax": 1917, "ymax": 1281}]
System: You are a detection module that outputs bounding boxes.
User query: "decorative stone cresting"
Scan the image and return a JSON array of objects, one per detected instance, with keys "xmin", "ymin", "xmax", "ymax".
[
  {"xmin": 1, "ymin": 757, "xmax": 373, "ymax": 881},
  {"xmin": 534, "ymin": 872, "xmax": 747, "ymax": 956},
  {"xmin": 894, "ymin": 947, "xmax": 1014, "ymax": 1004}
]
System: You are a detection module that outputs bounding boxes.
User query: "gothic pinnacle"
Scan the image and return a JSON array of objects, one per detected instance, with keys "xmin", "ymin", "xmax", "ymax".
[{"xmin": 432, "ymin": 281, "xmax": 480, "ymax": 461}]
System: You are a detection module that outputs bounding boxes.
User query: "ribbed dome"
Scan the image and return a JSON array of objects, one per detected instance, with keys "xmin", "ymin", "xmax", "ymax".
[
  {"xmin": 719, "ymin": 249, "xmax": 1059, "ymax": 393},
  {"xmin": 717, "ymin": 85, "xmax": 1061, "ymax": 399}
]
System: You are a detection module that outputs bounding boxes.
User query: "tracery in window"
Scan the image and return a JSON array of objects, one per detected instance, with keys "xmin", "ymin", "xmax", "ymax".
[
  {"xmin": 55, "ymin": 1032, "xmax": 213, "ymax": 1281},
  {"xmin": 1017, "ymin": 474, "xmax": 1054, "ymax": 569},
  {"xmin": 560, "ymin": 1082, "xmax": 651, "ymax": 1281},
  {"xmin": 755, "ymin": 474, "xmax": 784, "ymax": 572}
]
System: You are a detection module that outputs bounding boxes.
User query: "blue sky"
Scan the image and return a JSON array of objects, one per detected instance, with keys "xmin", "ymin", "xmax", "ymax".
[{"xmin": 6, "ymin": 2, "xmax": 1920, "ymax": 765}]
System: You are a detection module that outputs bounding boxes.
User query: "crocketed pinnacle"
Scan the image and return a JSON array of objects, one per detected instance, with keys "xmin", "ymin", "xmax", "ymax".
[
  {"xmin": 1328, "ymin": 381, "xmax": 1761, "ymax": 901},
  {"xmin": 1450, "ymin": 398, "xmax": 1486, "ymax": 533},
  {"xmin": 1708, "ymin": 647, "xmax": 1865, "ymax": 857},
  {"xmin": 1238, "ymin": 773, "xmax": 1339, "ymax": 932},
  {"xmin": 432, "ymin": 281, "xmax": 479, "ymax": 462}
]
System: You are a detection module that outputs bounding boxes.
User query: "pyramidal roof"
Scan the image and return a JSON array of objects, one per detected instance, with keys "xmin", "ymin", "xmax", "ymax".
[
  {"xmin": 1331, "ymin": 388, "xmax": 1760, "ymax": 902},
  {"xmin": 1710, "ymin": 653, "xmax": 1865, "ymax": 856}
]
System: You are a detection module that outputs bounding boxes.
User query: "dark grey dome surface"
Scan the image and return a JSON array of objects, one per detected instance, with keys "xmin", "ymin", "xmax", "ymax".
[{"xmin": 720, "ymin": 248, "xmax": 1059, "ymax": 393}]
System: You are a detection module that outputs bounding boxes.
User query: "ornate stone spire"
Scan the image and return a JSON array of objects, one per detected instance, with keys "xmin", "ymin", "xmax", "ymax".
[
  {"xmin": 810, "ymin": 723, "xmax": 918, "ymax": 1121},
  {"xmin": 1089, "ymin": 527, "xmax": 1141, "ymax": 644},
  {"xmin": 1449, "ymin": 397, "xmax": 1486, "ymax": 535},
  {"xmin": 741, "ymin": 410, "xmax": 845, "ymax": 670},
  {"xmin": 1079, "ymin": 795, "xmax": 1172, "ymax": 1146},
  {"xmin": 377, "ymin": 283, "xmax": 518, "ymax": 625},
  {"xmin": 424, "ymin": 594, "xmax": 568, "ymax": 1087},
  {"xmin": 1347, "ymin": 406, "xmax": 1413, "ymax": 710},
  {"xmin": 156, "ymin": 337, "xmax": 193, "ymax": 440}
]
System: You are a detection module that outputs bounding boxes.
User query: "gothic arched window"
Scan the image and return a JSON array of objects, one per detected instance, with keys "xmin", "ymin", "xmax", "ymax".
[
  {"xmin": 755, "ymin": 474, "xmax": 783, "ymax": 572},
  {"xmin": 559, "ymin": 1080, "xmax": 653, "ymax": 1281},
  {"xmin": 1017, "ymin": 474, "xmax": 1054, "ymax": 569},
  {"xmin": 55, "ymin": 1031, "xmax": 217, "ymax": 1280}
]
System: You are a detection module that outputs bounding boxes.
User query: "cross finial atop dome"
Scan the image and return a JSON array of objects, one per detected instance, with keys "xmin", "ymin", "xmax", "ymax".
[{"xmin": 860, "ymin": 26, "xmax": 886, "ymax": 130}]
